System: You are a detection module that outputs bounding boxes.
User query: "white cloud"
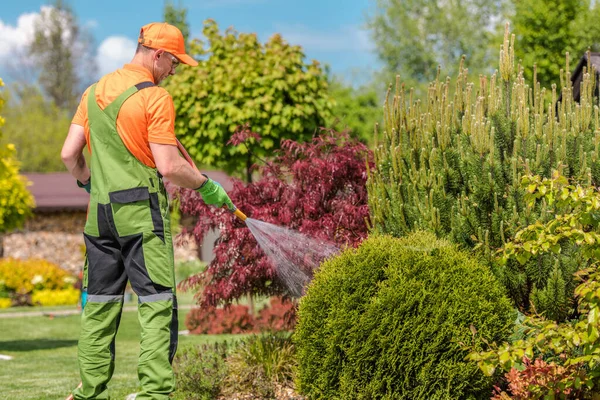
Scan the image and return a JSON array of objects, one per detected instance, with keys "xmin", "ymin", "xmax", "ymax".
[
  {"xmin": 96, "ymin": 36, "xmax": 136, "ymax": 76},
  {"xmin": 272, "ymin": 24, "xmax": 375, "ymax": 53},
  {"xmin": 0, "ymin": 11, "xmax": 40, "ymax": 60}
]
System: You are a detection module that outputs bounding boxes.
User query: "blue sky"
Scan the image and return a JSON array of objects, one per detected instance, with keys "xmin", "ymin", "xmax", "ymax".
[{"xmin": 0, "ymin": 0, "xmax": 380, "ymax": 84}]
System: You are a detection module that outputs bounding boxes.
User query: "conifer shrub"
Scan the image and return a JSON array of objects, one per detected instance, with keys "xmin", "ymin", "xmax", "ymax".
[
  {"xmin": 294, "ymin": 232, "xmax": 515, "ymax": 399},
  {"xmin": 367, "ymin": 25, "xmax": 600, "ymax": 320}
]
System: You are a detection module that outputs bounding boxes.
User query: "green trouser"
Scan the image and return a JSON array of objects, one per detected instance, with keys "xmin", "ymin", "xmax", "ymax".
[{"xmin": 73, "ymin": 82, "xmax": 178, "ymax": 400}]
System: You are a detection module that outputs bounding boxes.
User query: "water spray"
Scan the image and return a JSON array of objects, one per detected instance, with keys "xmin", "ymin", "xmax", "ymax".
[{"xmin": 227, "ymin": 204, "xmax": 338, "ymax": 298}]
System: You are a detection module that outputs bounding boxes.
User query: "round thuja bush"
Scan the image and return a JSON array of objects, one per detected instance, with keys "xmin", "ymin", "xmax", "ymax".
[{"xmin": 294, "ymin": 232, "xmax": 515, "ymax": 399}]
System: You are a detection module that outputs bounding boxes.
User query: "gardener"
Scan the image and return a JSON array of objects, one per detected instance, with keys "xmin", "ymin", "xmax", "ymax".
[{"xmin": 61, "ymin": 22, "xmax": 233, "ymax": 400}]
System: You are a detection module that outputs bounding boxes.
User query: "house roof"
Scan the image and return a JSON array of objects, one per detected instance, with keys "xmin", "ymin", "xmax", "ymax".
[
  {"xmin": 24, "ymin": 173, "xmax": 89, "ymax": 212},
  {"xmin": 569, "ymin": 52, "xmax": 600, "ymax": 102},
  {"xmin": 24, "ymin": 171, "xmax": 235, "ymax": 212}
]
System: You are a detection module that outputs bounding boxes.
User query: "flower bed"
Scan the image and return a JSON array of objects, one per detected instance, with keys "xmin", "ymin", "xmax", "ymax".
[{"xmin": 0, "ymin": 258, "xmax": 79, "ymax": 307}]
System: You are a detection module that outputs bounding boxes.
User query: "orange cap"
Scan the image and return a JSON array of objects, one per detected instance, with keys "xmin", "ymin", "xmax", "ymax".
[{"xmin": 138, "ymin": 22, "xmax": 198, "ymax": 66}]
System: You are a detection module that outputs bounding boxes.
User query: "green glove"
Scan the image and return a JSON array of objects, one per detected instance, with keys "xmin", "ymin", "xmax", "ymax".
[
  {"xmin": 77, "ymin": 178, "xmax": 91, "ymax": 194},
  {"xmin": 196, "ymin": 174, "xmax": 234, "ymax": 210}
]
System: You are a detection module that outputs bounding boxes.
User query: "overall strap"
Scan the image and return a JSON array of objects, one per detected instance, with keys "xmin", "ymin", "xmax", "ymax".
[{"xmin": 102, "ymin": 81, "xmax": 155, "ymax": 120}]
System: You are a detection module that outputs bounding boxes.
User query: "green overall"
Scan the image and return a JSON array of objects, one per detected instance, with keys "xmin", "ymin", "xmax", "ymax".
[{"xmin": 73, "ymin": 82, "xmax": 178, "ymax": 400}]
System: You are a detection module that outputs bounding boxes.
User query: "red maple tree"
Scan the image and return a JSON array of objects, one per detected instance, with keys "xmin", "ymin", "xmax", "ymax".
[{"xmin": 172, "ymin": 128, "xmax": 373, "ymax": 307}]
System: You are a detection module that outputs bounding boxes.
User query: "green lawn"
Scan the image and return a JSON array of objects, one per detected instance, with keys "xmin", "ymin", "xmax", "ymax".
[{"xmin": 0, "ymin": 302, "xmax": 238, "ymax": 400}]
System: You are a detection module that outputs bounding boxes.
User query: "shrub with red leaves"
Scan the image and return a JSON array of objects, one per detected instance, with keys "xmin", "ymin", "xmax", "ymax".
[
  {"xmin": 173, "ymin": 129, "xmax": 372, "ymax": 307},
  {"xmin": 255, "ymin": 297, "xmax": 297, "ymax": 332},
  {"xmin": 492, "ymin": 357, "xmax": 587, "ymax": 399},
  {"xmin": 185, "ymin": 297, "xmax": 297, "ymax": 334},
  {"xmin": 186, "ymin": 304, "xmax": 255, "ymax": 335}
]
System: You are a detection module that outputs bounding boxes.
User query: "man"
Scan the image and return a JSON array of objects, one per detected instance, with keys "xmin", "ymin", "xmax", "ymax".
[{"xmin": 61, "ymin": 22, "xmax": 233, "ymax": 399}]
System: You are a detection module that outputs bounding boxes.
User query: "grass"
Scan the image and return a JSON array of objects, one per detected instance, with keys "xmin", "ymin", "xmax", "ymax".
[
  {"xmin": 0, "ymin": 294, "xmax": 240, "ymax": 400},
  {"xmin": 0, "ymin": 259, "xmax": 272, "ymax": 399}
]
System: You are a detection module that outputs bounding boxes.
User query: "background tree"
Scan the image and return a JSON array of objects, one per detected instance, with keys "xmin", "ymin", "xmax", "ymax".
[
  {"xmin": 0, "ymin": 78, "xmax": 35, "ymax": 256},
  {"xmin": 327, "ymin": 78, "xmax": 381, "ymax": 146},
  {"xmin": 163, "ymin": 1, "xmax": 190, "ymax": 45},
  {"xmin": 29, "ymin": 0, "xmax": 96, "ymax": 111},
  {"xmin": 366, "ymin": 0, "xmax": 508, "ymax": 87},
  {"xmin": 164, "ymin": 19, "xmax": 333, "ymax": 181},
  {"xmin": 0, "ymin": 84, "xmax": 71, "ymax": 172},
  {"xmin": 511, "ymin": 0, "xmax": 600, "ymax": 89}
]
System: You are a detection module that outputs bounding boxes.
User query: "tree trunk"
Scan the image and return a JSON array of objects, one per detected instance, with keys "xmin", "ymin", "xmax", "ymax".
[{"xmin": 246, "ymin": 154, "xmax": 253, "ymax": 184}]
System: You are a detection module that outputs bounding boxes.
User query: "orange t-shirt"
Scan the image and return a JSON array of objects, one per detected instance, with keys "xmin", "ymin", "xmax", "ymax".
[{"xmin": 72, "ymin": 63, "xmax": 177, "ymax": 168}]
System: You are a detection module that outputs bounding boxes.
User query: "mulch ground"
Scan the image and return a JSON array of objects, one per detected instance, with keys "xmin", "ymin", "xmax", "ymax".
[{"xmin": 218, "ymin": 383, "xmax": 305, "ymax": 400}]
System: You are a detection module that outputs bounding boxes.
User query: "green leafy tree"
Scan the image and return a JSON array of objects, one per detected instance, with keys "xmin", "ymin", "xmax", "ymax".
[
  {"xmin": 367, "ymin": 0, "xmax": 508, "ymax": 85},
  {"xmin": 327, "ymin": 79, "xmax": 381, "ymax": 146},
  {"xmin": 0, "ymin": 79, "xmax": 35, "ymax": 255},
  {"xmin": 368, "ymin": 25, "xmax": 600, "ymax": 321},
  {"xmin": 164, "ymin": 20, "xmax": 333, "ymax": 181},
  {"xmin": 29, "ymin": 0, "xmax": 96, "ymax": 110},
  {"xmin": 512, "ymin": 0, "xmax": 600, "ymax": 89},
  {"xmin": 0, "ymin": 84, "xmax": 71, "ymax": 172},
  {"xmin": 163, "ymin": 1, "xmax": 190, "ymax": 45}
]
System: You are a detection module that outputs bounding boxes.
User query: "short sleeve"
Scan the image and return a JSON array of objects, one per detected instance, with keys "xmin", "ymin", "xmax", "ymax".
[
  {"xmin": 72, "ymin": 87, "xmax": 91, "ymax": 126},
  {"xmin": 147, "ymin": 91, "xmax": 177, "ymax": 146}
]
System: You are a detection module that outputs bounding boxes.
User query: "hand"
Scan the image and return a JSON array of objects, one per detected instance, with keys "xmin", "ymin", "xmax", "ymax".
[
  {"xmin": 196, "ymin": 175, "xmax": 234, "ymax": 210},
  {"xmin": 77, "ymin": 178, "xmax": 91, "ymax": 194}
]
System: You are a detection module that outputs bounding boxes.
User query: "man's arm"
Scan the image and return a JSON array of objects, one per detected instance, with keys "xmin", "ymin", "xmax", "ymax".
[
  {"xmin": 150, "ymin": 141, "xmax": 234, "ymax": 210},
  {"xmin": 150, "ymin": 142, "xmax": 207, "ymax": 189},
  {"xmin": 61, "ymin": 123, "xmax": 90, "ymax": 184}
]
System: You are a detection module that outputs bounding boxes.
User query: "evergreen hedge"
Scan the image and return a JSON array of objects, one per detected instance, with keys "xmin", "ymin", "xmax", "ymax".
[
  {"xmin": 294, "ymin": 232, "xmax": 515, "ymax": 399},
  {"xmin": 367, "ymin": 25, "xmax": 599, "ymax": 320}
]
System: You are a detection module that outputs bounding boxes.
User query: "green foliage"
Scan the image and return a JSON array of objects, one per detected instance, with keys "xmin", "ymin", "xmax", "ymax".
[
  {"xmin": 172, "ymin": 342, "xmax": 229, "ymax": 400},
  {"xmin": 0, "ymin": 258, "xmax": 76, "ymax": 293},
  {"xmin": 468, "ymin": 174, "xmax": 600, "ymax": 397},
  {"xmin": 1, "ymin": 84, "xmax": 71, "ymax": 172},
  {"xmin": 223, "ymin": 333, "xmax": 296, "ymax": 398},
  {"xmin": 31, "ymin": 288, "xmax": 79, "ymax": 306},
  {"xmin": 0, "ymin": 79, "xmax": 34, "ymax": 233},
  {"xmin": 174, "ymin": 259, "xmax": 205, "ymax": 285},
  {"xmin": 0, "ymin": 258, "xmax": 77, "ymax": 306},
  {"xmin": 164, "ymin": 19, "xmax": 333, "ymax": 180},
  {"xmin": 294, "ymin": 232, "xmax": 515, "ymax": 399},
  {"xmin": 29, "ymin": 0, "xmax": 95, "ymax": 110},
  {"xmin": 172, "ymin": 334, "xmax": 297, "ymax": 399},
  {"xmin": 512, "ymin": 0, "xmax": 600, "ymax": 89},
  {"xmin": 367, "ymin": 0, "xmax": 507, "ymax": 85},
  {"xmin": 368, "ymin": 25, "xmax": 600, "ymax": 321},
  {"xmin": 163, "ymin": 0, "xmax": 190, "ymax": 45},
  {"xmin": 328, "ymin": 78, "xmax": 381, "ymax": 145}
]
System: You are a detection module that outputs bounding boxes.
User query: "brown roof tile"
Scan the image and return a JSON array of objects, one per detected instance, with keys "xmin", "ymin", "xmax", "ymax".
[{"xmin": 24, "ymin": 171, "xmax": 235, "ymax": 212}]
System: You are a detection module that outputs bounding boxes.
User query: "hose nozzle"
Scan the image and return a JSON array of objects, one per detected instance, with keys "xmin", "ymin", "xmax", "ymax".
[{"xmin": 231, "ymin": 207, "xmax": 247, "ymax": 222}]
